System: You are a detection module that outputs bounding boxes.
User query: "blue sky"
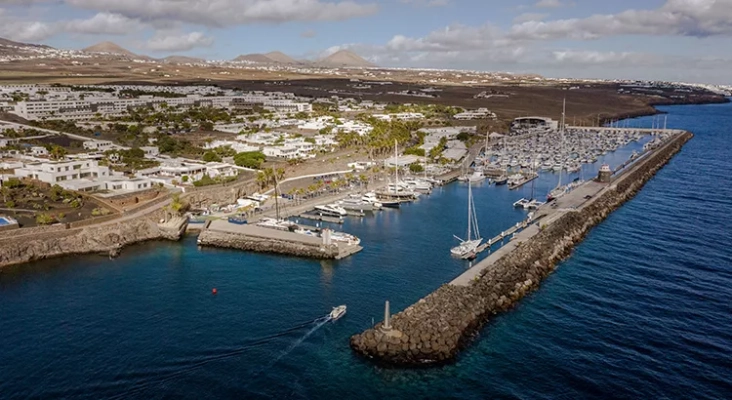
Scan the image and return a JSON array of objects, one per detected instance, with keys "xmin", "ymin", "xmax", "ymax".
[{"xmin": 1, "ymin": 0, "xmax": 731, "ymax": 83}]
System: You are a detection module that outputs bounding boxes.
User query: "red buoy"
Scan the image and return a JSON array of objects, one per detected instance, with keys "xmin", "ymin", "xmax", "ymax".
[{"xmin": 212, "ymin": 288, "xmax": 217, "ymax": 294}]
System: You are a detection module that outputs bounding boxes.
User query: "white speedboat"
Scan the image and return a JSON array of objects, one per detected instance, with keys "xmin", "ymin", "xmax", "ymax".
[
  {"xmin": 330, "ymin": 305, "xmax": 347, "ymax": 321},
  {"xmin": 330, "ymin": 231, "xmax": 361, "ymax": 246}
]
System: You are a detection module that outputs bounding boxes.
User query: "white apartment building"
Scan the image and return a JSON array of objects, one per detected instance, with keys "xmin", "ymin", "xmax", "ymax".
[
  {"xmin": 83, "ymin": 140, "xmax": 114, "ymax": 151},
  {"xmin": 453, "ymin": 108, "xmax": 496, "ymax": 120},
  {"xmin": 263, "ymin": 99, "xmax": 312, "ymax": 113},
  {"xmin": 204, "ymin": 140, "xmax": 260, "ymax": 153},
  {"xmin": 263, "ymin": 145, "xmax": 305, "ymax": 159},
  {"xmin": 13, "ymin": 159, "xmax": 151, "ymax": 192},
  {"xmin": 12, "ymin": 95, "xmax": 242, "ymax": 121}
]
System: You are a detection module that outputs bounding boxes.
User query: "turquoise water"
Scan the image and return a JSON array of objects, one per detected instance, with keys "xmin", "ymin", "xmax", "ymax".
[{"xmin": 1, "ymin": 102, "xmax": 731, "ymax": 399}]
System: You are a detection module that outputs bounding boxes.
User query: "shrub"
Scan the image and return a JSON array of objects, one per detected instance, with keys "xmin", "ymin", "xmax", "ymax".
[
  {"xmin": 5, "ymin": 201, "xmax": 15, "ymax": 208},
  {"xmin": 70, "ymin": 199, "xmax": 82, "ymax": 208},
  {"xmin": 2, "ymin": 178, "xmax": 22, "ymax": 188},
  {"xmin": 404, "ymin": 147, "xmax": 426, "ymax": 157},
  {"xmin": 35, "ymin": 213, "xmax": 56, "ymax": 225},
  {"xmin": 181, "ymin": 175, "xmax": 189, "ymax": 183}
]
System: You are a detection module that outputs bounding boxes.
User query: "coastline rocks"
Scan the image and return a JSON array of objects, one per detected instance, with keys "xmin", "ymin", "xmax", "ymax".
[
  {"xmin": 0, "ymin": 216, "xmax": 186, "ymax": 269},
  {"xmin": 351, "ymin": 131, "xmax": 693, "ymax": 366}
]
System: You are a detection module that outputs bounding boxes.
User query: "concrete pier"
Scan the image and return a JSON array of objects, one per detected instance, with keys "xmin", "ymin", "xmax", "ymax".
[
  {"xmin": 350, "ymin": 129, "xmax": 692, "ymax": 366},
  {"xmin": 197, "ymin": 220, "xmax": 362, "ymax": 259}
]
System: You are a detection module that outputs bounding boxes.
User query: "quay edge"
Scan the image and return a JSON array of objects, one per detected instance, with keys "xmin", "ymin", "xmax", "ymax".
[{"xmin": 349, "ymin": 130, "xmax": 693, "ymax": 367}]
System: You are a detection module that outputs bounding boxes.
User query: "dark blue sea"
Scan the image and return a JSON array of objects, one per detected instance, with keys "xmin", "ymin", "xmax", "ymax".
[{"xmin": 1, "ymin": 102, "xmax": 731, "ymax": 399}]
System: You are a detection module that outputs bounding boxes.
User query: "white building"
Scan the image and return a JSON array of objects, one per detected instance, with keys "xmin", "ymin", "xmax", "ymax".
[
  {"xmin": 83, "ymin": 140, "xmax": 114, "ymax": 151},
  {"xmin": 13, "ymin": 159, "xmax": 151, "ymax": 193},
  {"xmin": 31, "ymin": 146, "xmax": 48, "ymax": 156},
  {"xmin": 139, "ymin": 146, "xmax": 159, "ymax": 156},
  {"xmin": 454, "ymin": 108, "xmax": 496, "ymax": 120},
  {"xmin": 204, "ymin": 140, "xmax": 260, "ymax": 153}
]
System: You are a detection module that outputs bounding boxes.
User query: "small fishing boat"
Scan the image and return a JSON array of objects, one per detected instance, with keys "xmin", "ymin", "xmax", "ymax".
[{"xmin": 330, "ymin": 305, "xmax": 347, "ymax": 321}]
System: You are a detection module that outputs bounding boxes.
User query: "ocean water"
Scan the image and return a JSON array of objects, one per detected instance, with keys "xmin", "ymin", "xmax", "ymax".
[{"xmin": 1, "ymin": 102, "xmax": 731, "ymax": 399}]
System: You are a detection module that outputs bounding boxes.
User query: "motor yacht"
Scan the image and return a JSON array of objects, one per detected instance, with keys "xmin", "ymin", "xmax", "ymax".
[
  {"xmin": 330, "ymin": 305, "xmax": 347, "ymax": 321},
  {"xmin": 314, "ymin": 204, "xmax": 348, "ymax": 217}
]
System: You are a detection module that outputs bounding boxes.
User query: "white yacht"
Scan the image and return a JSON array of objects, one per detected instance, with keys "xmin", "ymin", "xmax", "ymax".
[
  {"xmin": 513, "ymin": 198, "xmax": 530, "ymax": 208},
  {"xmin": 314, "ymin": 204, "xmax": 347, "ymax": 217},
  {"xmin": 468, "ymin": 171, "xmax": 486, "ymax": 183},
  {"xmin": 338, "ymin": 196, "xmax": 377, "ymax": 212},
  {"xmin": 330, "ymin": 305, "xmax": 347, "ymax": 321}
]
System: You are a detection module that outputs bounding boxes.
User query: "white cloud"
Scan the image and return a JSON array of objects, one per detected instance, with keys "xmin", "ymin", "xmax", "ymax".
[
  {"xmin": 0, "ymin": 20, "xmax": 55, "ymax": 42},
  {"xmin": 534, "ymin": 0, "xmax": 564, "ymax": 8},
  {"xmin": 400, "ymin": 0, "xmax": 451, "ymax": 7},
  {"xmin": 551, "ymin": 50, "xmax": 663, "ymax": 67},
  {"xmin": 513, "ymin": 12, "xmax": 548, "ymax": 24},
  {"xmin": 63, "ymin": 12, "xmax": 143, "ymax": 35},
  {"xmin": 66, "ymin": 0, "xmax": 378, "ymax": 26},
  {"xmin": 511, "ymin": 0, "xmax": 732, "ymax": 40},
  {"xmin": 145, "ymin": 31, "xmax": 214, "ymax": 52}
]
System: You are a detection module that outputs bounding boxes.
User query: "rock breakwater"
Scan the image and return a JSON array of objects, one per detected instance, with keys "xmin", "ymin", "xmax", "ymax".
[{"xmin": 350, "ymin": 131, "xmax": 693, "ymax": 366}]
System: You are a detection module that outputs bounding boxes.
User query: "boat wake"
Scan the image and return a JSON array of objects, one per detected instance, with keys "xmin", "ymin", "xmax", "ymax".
[{"xmin": 105, "ymin": 316, "xmax": 332, "ymax": 399}]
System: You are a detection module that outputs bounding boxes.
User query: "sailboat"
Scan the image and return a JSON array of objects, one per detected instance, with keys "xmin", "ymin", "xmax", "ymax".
[
  {"xmin": 379, "ymin": 140, "xmax": 402, "ymax": 208},
  {"xmin": 547, "ymin": 99, "xmax": 568, "ymax": 202},
  {"xmin": 451, "ymin": 183, "xmax": 482, "ymax": 259}
]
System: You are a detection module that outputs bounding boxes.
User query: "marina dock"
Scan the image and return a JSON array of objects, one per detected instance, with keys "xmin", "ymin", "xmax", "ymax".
[{"xmin": 198, "ymin": 219, "xmax": 362, "ymax": 260}]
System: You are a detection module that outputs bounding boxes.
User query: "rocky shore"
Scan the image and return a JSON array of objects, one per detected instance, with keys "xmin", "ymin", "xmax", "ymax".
[
  {"xmin": 350, "ymin": 130, "xmax": 693, "ymax": 366},
  {"xmin": 0, "ymin": 213, "xmax": 188, "ymax": 269}
]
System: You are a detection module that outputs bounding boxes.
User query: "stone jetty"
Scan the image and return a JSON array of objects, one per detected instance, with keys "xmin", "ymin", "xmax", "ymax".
[
  {"xmin": 197, "ymin": 220, "xmax": 362, "ymax": 259},
  {"xmin": 350, "ymin": 130, "xmax": 692, "ymax": 366}
]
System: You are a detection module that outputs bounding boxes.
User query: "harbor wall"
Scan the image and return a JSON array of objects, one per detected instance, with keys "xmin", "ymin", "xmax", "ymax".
[
  {"xmin": 0, "ymin": 209, "xmax": 186, "ymax": 270},
  {"xmin": 350, "ymin": 131, "xmax": 693, "ymax": 366},
  {"xmin": 197, "ymin": 228, "xmax": 341, "ymax": 259}
]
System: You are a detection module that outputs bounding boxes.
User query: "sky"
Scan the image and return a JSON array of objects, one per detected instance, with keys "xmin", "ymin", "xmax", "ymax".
[{"xmin": 1, "ymin": 0, "xmax": 731, "ymax": 84}]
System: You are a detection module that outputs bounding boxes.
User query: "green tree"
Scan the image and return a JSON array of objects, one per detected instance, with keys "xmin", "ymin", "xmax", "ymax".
[
  {"xmin": 202, "ymin": 151, "xmax": 222, "ymax": 162},
  {"xmin": 409, "ymin": 163, "xmax": 424, "ymax": 173},
  {"xmin": 233, "ymin": 151, "xmax": 266, "ymax": 169}
]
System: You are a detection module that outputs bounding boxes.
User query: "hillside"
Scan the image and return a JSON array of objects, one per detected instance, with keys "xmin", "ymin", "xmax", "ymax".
[
  {"xmin": 264, "ymin": 51, "xmax": 298, "ymax": 64},
  {"xmin": 319, "ymin": 50, "xmax": 375, "ymax": 68},
  {"xmin": 163, "ymin": 55, "xmax": 205, "ymax": 64},
  {"xmin": 0, "ymin": 37, "xmax": 53, "ymax": 56},
  {"xmin": 233, "ymin": 53, "xmax": 274, "ymax": 63},
  {"xmin": 82, "ymin": 41, "xmax": 139, "ymax": 58}
]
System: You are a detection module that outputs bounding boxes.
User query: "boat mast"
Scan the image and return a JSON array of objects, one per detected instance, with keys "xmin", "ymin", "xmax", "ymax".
[
  {"xmin": 274, "ymin": 172, "xmax": 280, "ymax": 220},
  {"xmin": 394, "ymin": 139, "xmax": 398, "ymax": 195},
  {"xmin": 467, "ymin": 183, "xmax": 472, "ymax": 241},
  {"xmin": 557, "ymin": 98, "xmax": 565, "ymax": 189}
]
